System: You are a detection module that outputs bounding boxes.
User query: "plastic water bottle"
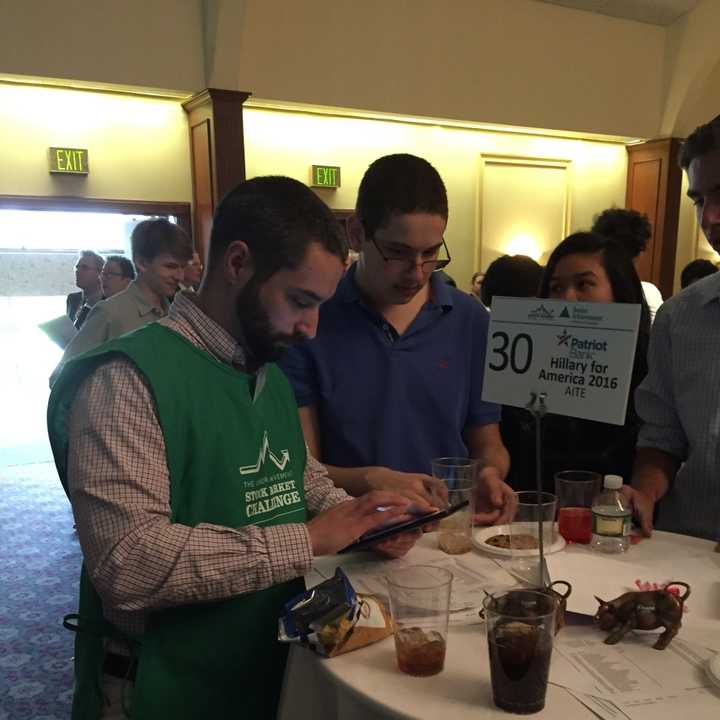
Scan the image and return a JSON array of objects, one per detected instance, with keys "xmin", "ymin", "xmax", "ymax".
[{"xmin": 591, "ymin": 474, "xmax": 631, "ymax": 553}]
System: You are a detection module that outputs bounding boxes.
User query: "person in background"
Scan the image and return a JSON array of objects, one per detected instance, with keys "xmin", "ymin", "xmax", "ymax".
[
  {"xmin": 480, "ymin": 254, "xmax": 542, "ymax": 309},
  {"xmin": 67, "ymin": 250, "xmax": 104, "ymax": 330},
  {"xmin": 52, "ymin": 219, "xmax": 193, "ymax": 381},
  {"xmin": 501, "ymin": 232, "xmax": 650, "ymax": 492},
  {"xmin": 280, "ymin": 153, "xmax": 515, "ymax": 522},
  {"xmin": 592, "ymin": 207, "xmax": 663, "ymax": 322},
  {"xmin": 100, "ymin": 254, "xmax": 135, "ymax": 298},
  {"xmin": 627, "ymin": 114, "xmax": 720, "ymax": 541},
  {"xmin": 680, "ymin": 258, "xmax": 718, "ymax": 289},
  {"xmin": 479, "ymin": 254, "xmax": 542, "ymax": 492},
  {"xmin": 470, "ymin": 270, "xmax": 484, "ymax": 301},
  {"xmin": 181, "ymin": 251, "xmax": 204, "ymax": 291},
  {"xmin": 47, "ymin": 176, "xmax": 423, "ymax": 719}
]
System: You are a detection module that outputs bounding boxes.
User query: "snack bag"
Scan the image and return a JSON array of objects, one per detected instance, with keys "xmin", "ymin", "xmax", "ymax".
[{"xmin": 279, "ymin": 568, "xmax": 393, "ymax": 657}]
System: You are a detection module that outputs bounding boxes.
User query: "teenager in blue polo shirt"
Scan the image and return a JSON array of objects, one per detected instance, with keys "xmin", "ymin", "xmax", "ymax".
[{"xmin": 280, "ymin": 154, "xmax": 515, "ymax": 522}]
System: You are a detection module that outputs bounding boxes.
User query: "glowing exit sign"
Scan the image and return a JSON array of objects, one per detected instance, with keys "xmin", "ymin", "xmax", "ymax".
[
  {"xmin": 311, "ymin": 165, "xmax": 341, "ymax": 188},
  {"xmin": 49, "ymin": 147, "xmax": 89, "ymax": 175}
]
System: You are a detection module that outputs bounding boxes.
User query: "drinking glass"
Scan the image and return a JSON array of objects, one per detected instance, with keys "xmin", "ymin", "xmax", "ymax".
[
  {"xmin": 510, "ymin": 491, "xmax": 557, "ymax": 549},
  {"xmin": 554, "ymin": 470, "xmax": 601, "ymax": 544},
  {"xmin": 430, "ymin": 457, "xmax": 477, "ymax": 555},
  {"xmin": 386, "ymin": 566, "xmax": 453, "ymax": 677},
  {"xmin": 484, "ymin": 589, "xmax": 557, "ymax": 714}
]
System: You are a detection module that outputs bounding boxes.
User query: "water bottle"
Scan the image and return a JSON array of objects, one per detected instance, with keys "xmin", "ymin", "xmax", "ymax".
[{"xmin": 591, "ymin": 474, "xmax": 631, "ymax": 553}]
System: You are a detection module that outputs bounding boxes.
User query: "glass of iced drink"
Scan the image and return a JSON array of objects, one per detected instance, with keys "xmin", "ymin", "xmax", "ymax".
[
  {"xmin": 554, "ymin": 470, "xmax": 601, "ymax": 544},
  {"xmin": 430, "ymin": 457, "xmax": 477, "ymax": 555},
  {"xmin": 484, "ymin": 589, "xmax": 557, "ymax": 714},
  {"xmin": 386, "ymin": 566, "xmax": 453, "ymax": 677}
]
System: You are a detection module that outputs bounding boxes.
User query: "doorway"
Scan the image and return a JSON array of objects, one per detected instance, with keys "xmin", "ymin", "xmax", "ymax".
[{"xmin": 0, "ymin": 196, "xmax": 191, "ymax": 468}]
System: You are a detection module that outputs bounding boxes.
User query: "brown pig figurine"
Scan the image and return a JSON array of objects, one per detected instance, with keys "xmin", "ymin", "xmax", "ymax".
[{"xmin": 594, "ymin": 582, "xmax": 690, "ymax": 650}]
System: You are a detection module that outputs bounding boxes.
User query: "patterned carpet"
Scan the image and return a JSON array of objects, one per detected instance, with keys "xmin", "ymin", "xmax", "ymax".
[{"xmin": 0, "ymin": 462, "xmax": 81, "ymax": 719}]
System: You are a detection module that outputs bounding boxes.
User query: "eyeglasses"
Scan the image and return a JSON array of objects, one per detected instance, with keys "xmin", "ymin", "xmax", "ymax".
[
  {"xmin": 371, "ymin": 237, "xmax": 451, "ymax": 272},
  {"xmin": 101, "ymin": 270, "xmax": 125, "ymax": 278}
]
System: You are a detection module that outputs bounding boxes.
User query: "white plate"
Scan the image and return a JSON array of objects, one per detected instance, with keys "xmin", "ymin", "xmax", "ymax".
[
  {"xmin": 473, "ymin": 523, "xmax": 566, "ymax": 557},
  {"xmin": 706, "ymin": 653, "xmax": 720, "ymax": 690}
]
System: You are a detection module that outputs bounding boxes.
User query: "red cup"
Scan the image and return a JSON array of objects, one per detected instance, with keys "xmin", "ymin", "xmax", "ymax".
[
  {"xmin": 558, "ymin": 507, "xmax": 592, "ymax": 544},
  {"xmin": 554, "ymin": 471, "xmax": 601, "ymax": 544}
]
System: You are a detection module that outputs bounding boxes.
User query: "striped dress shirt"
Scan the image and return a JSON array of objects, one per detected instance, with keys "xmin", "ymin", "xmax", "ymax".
[{"xmin": 635, "ymin": 273, "xmax": 720, "ymax": 541}]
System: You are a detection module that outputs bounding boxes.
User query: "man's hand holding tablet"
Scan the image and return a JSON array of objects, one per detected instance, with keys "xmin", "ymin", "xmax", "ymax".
[
  {"xmin": 338, "ymin": 499, "xmax": 470, "ymax": 554},
  {"xmin": 307, "ymin": 491, "xmax": 436, "ymax": 558}
]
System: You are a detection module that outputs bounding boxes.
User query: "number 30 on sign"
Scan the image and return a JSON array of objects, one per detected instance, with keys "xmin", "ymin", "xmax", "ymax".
[{"xmin": 488, "ymin": 331, "xmax": 533, "ymax": 374}]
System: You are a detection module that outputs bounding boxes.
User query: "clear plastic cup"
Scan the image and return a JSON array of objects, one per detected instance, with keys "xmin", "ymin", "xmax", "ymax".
[
  {"xmin": 386, "ymin": 566, "xmax": 453, "ymax": 677},
  {"xmin": 430, "ymin": 457, "xmax": 477, "ymax": 555},
  {"xmin": 484, "ymin": 589, "xmax": 557, "ymax": 714},
  {"xmin": 554, "ymin": 470, "xmax": 601, "ymax": 544},
  {"xmin": 510, "ymin": 491, "xmax": 557, "ymax": 549}
]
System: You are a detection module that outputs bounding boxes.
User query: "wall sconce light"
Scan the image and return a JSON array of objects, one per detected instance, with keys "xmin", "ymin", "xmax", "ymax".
[{"xmin": 505, "ymin": 233, "xmax": 542, "ymax": 261}]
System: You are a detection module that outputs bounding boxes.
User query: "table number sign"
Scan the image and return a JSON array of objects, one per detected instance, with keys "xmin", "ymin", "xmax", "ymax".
[{"xmin": 482, "ymin": 297, "xmax": 640, "ymax": 425}]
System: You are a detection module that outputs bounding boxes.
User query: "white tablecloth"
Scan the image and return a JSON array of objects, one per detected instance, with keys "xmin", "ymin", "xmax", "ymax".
[{"xmin": 278, "ymin": 530, "xmax": 720, "ymax": 719}]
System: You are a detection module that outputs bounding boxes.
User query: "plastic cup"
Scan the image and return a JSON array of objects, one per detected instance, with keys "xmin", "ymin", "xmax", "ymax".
[
  {"xmin": 484, "ymin": 589, "xmax": 557, "ymax": 714},
  {"xmin": 554, "ymin": 471, "xmax": 601, "ymax": 544},
  {"xmin": 386, "ymin": 566, "xmax": 453, "ymax": 677},
  {"xmin": 510, "ymin": 491, "xmax": 557, "ymax": 549},
  {"xmin": 430, "ymin": 457, "xmax": 478, "ymax": 555}
]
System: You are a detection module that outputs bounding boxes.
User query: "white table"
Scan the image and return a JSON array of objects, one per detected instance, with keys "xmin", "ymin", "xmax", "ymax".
[{"xmin": 279, "ymin": 531, "xmax": 720, "ymax": 719}]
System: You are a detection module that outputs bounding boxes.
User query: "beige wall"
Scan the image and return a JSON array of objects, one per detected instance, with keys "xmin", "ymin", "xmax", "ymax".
[
  {"xmin": 0, "ymin": 0, "xmax": 205, "ymax": 92},
  {"xmin": 236, "ymin": 0, "xmax": 665, "ymax": 138},
  {"xmin": 661, "ymin": 0, "xmax": 720, "ymax": 136},
  {"xmin": 1, "ymin": 0, "xmax": 717, "ymax": 141},
  {"xmin": 0, "ymin": 84, "xmax": 192, "ymax": 202},
  {"xmin": 244, "ymin": 108, "xmax": 627, "ymax": 289},
  {"xmin": 671, "ymin": 57, "xmax": 720, "ymax": 138}
]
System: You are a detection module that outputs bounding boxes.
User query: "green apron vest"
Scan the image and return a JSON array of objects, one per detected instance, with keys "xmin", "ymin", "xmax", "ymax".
[{"xmin": 48, "ymin": 323, "xmax": 308, "ymax": 719}]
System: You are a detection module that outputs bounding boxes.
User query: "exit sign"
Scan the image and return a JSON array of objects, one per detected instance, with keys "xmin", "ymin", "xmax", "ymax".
[
  {"xmin": 311, "ymin": 165, "xmax": 341, "ymax": 188},
  {"xmin": 49, "ymin": 147, "xmax": 89, "ymax": 175}
]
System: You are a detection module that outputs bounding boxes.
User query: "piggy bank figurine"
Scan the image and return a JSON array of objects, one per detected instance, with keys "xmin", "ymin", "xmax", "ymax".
[{"xmin": 594, "ymin": 582, "xmax": 690, "ymax": 650}]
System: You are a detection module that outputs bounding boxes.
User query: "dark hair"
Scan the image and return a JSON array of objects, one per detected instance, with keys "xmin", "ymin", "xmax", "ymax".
[
  {"xmin": 207, "ymin": 176, "xmax": 347, "ymax": 280},
  {"xmin": 481, "ymin": 255, "xmax": 542, "ymax": 307},
  {"xmin": 680, "ymin": 114, "xmax": 720, "ymax": 170},
  {"xmin": 680, "ymin": 258, "xmax": 718, "ymax": 288},
  {"xmin": 104, "ymin": 254, "xmax": 136, "ymax": 280},
  {"xmin": 592, "ymin": 208, "xmax": 652, "ymax": 258},
  {"xmin": 355, "ymin": 154, "xmax": 448, "ymax": 237},
  {"xmin": 130, "ymin": 218, "xmax": 193, "ymax": 264},
  {"xmin": 78, "ymin": 250, "xmax": 104, "ymax": 273},
  {"xmin": 540, "ymin": 231, "xmax": 650, "ymax": 399}
]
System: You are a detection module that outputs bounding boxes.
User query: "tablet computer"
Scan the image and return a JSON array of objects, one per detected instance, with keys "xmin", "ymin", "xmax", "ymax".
[{"xmin": 337, "ymin": 499, "xmax": 469, "ymax": 554}]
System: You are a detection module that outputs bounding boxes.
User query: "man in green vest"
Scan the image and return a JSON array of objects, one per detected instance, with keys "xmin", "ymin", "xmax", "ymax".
[{"xmin": 48, "ymin": 176, "xmax": 425, "ymax": 720}]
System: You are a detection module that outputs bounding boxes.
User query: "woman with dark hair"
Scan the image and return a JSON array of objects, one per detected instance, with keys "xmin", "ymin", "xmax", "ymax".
[
  {"xmin": 592, "ymin": 208, "xmax": 663, "ymax": 322},
  {"xmin": 502, "ymin": 232, "xmax": 650, "ymax": 492}
]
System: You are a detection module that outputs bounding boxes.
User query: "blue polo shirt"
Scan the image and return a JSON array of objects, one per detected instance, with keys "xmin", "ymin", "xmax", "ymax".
[{"xmin": 279, "ymin": 265, "xmax": 500, "ymax": 475}]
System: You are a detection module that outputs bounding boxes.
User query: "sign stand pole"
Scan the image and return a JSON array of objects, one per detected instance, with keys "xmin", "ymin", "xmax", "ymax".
[{"xmin": 526, "ymin": 391, "xmax": 550, "ymax": 588}]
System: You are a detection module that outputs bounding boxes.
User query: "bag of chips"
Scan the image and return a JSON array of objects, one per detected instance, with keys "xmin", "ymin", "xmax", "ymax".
[{"xmin": 278, "ymin": 568, "xmax": 393, "ymax": 657}]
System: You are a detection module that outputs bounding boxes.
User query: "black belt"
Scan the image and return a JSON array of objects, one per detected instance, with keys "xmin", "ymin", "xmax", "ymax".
[{"xmin": 103, "ymin": 652, "xmax": 137, "ymax": 681}]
